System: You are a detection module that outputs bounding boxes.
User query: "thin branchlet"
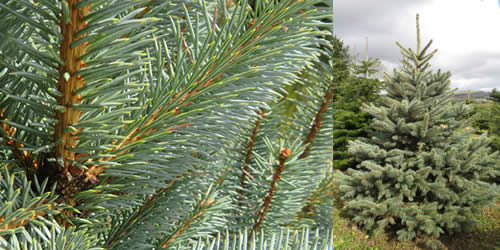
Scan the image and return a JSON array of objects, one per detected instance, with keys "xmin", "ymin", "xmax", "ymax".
[
  {"xmin": 238, "ymin": 111, "xmax": 266, "ymax": 202},
  {"xmin": 103, "ymin": 180, "xmax": 176, "ymax": 248},
  {"xmin": 159, "ymin": 192, "xmax": 215, "ymax": 248},
  {"xmin": 299, "ymin": 86, "xmax": 333, "ymax": 159},
  {"xmin": 0, "ymin": 109, "xmax": 34, "ymax": 171},
  {"xmin": 250, "ymin": 148, "xmax": 290, "ymax": 238},
  {"xmin": 84, "ymin": 1, "xmax": 298, "ymax": 184}
]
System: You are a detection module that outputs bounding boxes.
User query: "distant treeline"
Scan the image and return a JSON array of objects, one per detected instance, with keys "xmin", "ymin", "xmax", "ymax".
[{"xmin": 453, "ymin": 90, "xmax": 492, "ymax": 100}]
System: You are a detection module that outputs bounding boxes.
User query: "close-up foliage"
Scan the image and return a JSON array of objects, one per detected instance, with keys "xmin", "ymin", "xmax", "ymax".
[{"xmin": 0, "ymin": 0, "xmax": 334, "ymax": 248}]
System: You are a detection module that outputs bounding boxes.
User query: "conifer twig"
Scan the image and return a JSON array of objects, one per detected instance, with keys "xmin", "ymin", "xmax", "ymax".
[
  {"xmin": 0, "ymin": 205, "xmax": 53, "ymax": 230},
  {"xmin": 103, "ymin": 179, "xmax": 177, "ymax": 248},
  {"xmin": 104, "ymin": 165, "xmax": 214, "ymax": 248},
  {"xmin": 0, "ymin": 110, "xmax": 33, "ymax": 170},
  {"xmin": 83, "ymin": 2, "xmax": 295, "ymax": 183},
  {"xmin": 250, "ymin": 148, "xmax": 290, "ymax": 238},
  {"xmin": 239, "ymin": 111, "xmax": 265, "ymax": 201},
  {"xmin": 159, "ymin": 192, "xmax": 215, "ymax": 248},
  {"xmin": 297, "ymin": 177, "xmax": 334, "ymax": 219},
  {"xmin": 84, "ymin": 121, "xmax": 193, "ymax": 183},
  {"xmin": 295, "ymin": 86, "xmax": 334, "ymax": 219},
  {"xmin": 53, "ymin": 0, "xmax": 90, "ymax": 180},
  {"xmin": 299, "ymin": 87, "xmax": 333, "ymax": 159}
]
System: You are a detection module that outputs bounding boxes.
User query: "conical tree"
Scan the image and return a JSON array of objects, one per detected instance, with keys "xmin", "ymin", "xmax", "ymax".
[
  {"xmin": 331, "ymin": 37, "xmax": 381, "ymax": 170},
  {"xmin": 352, "ymin": 57, "xmax": 380, "ymax": 79},
  {"xmin": 0, "ymin": 0, "xmax": 334, "ymax": 248},
  {"xmin": 335, "ymin": 15, "xmax": 499, "ymax": 248}
]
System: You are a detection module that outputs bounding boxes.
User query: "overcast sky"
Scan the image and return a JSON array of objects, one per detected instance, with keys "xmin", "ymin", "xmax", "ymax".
[{"xmin": 334, "ymin": 0, "xmax": 500, "ymax": 91}]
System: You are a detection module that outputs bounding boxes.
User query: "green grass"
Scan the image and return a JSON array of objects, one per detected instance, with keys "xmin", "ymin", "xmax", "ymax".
[
  {"xmin": 439, "ymin": 203, "xmax": 500, "ymax": 250},
  {"xmin": 331, "ymin": 202, "xmax": 500, "ymax": 250}
]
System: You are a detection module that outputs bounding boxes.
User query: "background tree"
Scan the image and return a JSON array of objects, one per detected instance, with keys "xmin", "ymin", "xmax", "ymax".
[
  {"xmin": 470, "ymin": 102, "xmax": 491, "ymax": 132},
  {"xmin": 331, "ymin": 37, "xmax": 381, "ymax": 170},
  {"xmin": 465, "ymin": 88, "xmax": 500, "ymax": 155},
  {"xmin": 352, "ymin": 57, "xmax": 381, "ymax": 79},
  {"xmin": 0, "ymin": 0, "xmax": 334, "ymax": 248},
  {"xmin": 351, "ymin": 37, "xmax": 381, "ymax": 79},
  {"xmin": 488, "ymin": 88, "xmax": 500, "ymax": 151},
  {"xmin": 457, "ymin": 93, "xmax": 490, "ymax": 135},
  {"xmin": 335, "ymin": 16, "xmax": 499, "ymax": 248}
]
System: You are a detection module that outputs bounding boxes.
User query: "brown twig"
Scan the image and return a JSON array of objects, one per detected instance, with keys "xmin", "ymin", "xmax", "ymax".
[
  {"xmin": 238, "ymin": 111, "xmax": 265, "ymax": 200},
  {"xmin": 53, "ymin": 0, "xmax": 90, "ymax": 180},
  {"xmin": 83, "ymin": 0, "xmax": 302, "ymax": 185},
  {"xmin": 298, "ymin": 87, "xmax": 333, "ymax": 159},
  {"xmin": 160, "ymin": 194, "xmax": 215, "ymax": 248},
  {"xmin": 162, "ymin": 0, "xmax": 296, "ymax": 112},
  {"xmin": 295, "ymin": 86, "xmax": 334, "ymax": 219},
  {"xmin": 297, "ymin": 178, "xmax": 334, "ymax": 219},
  {"xmin": 249, "ymin": 148, "xmax": 290, "ymax": 238},
  {"xmin": 212, "ymin": 5, "xmax": 218, "ymax": 32},
  {"xmin": 103, "ymin": 179, "xmax": 176, "ymax": 249},
  {"xmin": 84, "ymin": 121, "xmax": 193, "ymax": 183}
]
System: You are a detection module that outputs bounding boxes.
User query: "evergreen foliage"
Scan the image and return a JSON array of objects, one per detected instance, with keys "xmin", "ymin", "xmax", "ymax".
[
  {"xmin": 488, "ymin": 88, "xmax": 500, "ymax": 151},
  {"xmin": 335, "ymin": 16, "xmax": 500, "ymax": 248},
  {"xmin": 470, "ymin": 102, "xmax": 490, "ymax": 132},
  {"xmin": 331, "ymin": 37, "xmax": 381, "ymax": 170},
  {"xmin": 176, "ymin": 227, "xmax": 336, "ymax": 249},
  {"xmin": 352, "ymin": 57, "xmax": 380, "ymax": 79},
  {"xmin": 332, "ymin": 76, "xmax": 380, "ymax": 170},
  {"xmin": 0, "ymin": 0, "xmax": 333, "ymax": 248},
  {"xmin": 490, "ymin": 88, "xmax": 500, "ymax": 103}
]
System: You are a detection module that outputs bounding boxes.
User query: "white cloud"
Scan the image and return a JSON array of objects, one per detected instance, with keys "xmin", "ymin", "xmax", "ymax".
[
  {"xmin": 334, "ymin": 0, "xmax": 500, "ymax": 90},
  {"xmin": 419, "ymin": 0, "xmax": 500, "ymax": 62},
  {"xmin": 453, "ymin": 77, "xmax": 487, "ymax": 90}
]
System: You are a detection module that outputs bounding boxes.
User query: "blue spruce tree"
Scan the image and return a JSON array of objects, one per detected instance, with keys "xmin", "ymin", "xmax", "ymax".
[{"xmin": 335, "ymin": 15, "xmax": 499, "ymax": 248}]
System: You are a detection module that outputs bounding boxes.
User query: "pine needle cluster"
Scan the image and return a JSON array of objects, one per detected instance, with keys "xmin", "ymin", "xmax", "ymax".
[{"xmin": 0, "ymin": 0, "xmax": 333, "ymax": 248}]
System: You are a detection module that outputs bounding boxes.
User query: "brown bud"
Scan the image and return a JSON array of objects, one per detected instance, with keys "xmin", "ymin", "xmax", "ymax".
[
  {"xmin": 248, "ymin": 19, "xmax": 257, "ymax": 29},
  {"xmin": 280, "ymin": 148, "xmax": 290, "ymax": 160}
]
